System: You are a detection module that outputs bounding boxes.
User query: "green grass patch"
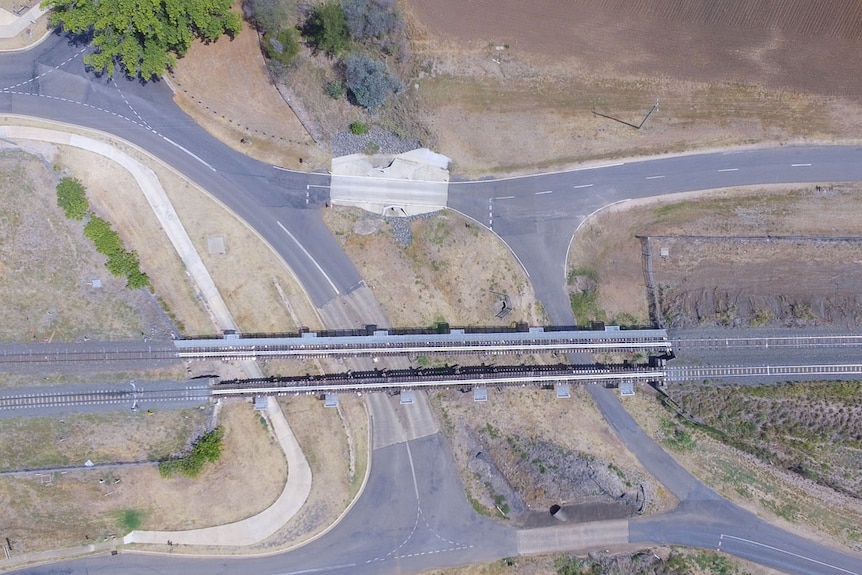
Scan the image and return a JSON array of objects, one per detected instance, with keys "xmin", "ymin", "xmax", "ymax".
[
  {"xmin": 569, "ymin": 290, "xmax": 606, "ymax": 326},
  {"xmin": 117, "ymin": 508, "xmax": 144, "ymax": 533},
  {"xmin": 159, "ymin": 426, "xmax": 224, "ymax": 478},
  {"xmin": 84, "ymin": 215, "xmax": 151, "ymax": 290}
]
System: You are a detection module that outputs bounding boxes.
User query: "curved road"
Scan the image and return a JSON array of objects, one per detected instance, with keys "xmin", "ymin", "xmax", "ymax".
[{"xmin": 3, "ymin": 33, "xmax": 862, "ymax": 575}]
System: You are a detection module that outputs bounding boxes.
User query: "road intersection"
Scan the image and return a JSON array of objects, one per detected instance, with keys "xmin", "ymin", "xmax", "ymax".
[{"xmin": 2, "ymin": 32, "xmax": 862, "ymax": 575}]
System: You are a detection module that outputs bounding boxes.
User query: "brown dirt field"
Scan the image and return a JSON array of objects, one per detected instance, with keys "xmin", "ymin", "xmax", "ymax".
[
  {"xmin": 624, "ymin": 390, "xmax": 862, "ymax": 555},
  {"xmin": 168, "ymin": 17, "xmax": 327, "ymax": 170},
  {"xmin": 566, "ymin": 183, "xmax": 862, "ymax": 327},
  {"xmin": 0, "ymin": 399, "xmax": 286, "ymax": 554},
  {"xmin": 404, "ymin": 1, "xmax": 862, "ymax": 176},
  {"xmin": 322, "ymin": 208, "xmax": 545, "ymax": 327}
]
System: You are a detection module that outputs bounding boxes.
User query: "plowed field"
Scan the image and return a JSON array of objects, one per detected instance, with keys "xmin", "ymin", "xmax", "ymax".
[{"xmin": 409, "ymin": 0, "xmax": 862, "ymax": 97}]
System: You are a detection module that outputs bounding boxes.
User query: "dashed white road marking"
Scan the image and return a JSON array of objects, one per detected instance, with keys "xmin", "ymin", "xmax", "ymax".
[
  {"xmin": 535, "ymin": 190, "xmax": 553, "ymax": 195},
  {"xmin": 645, "ymin": 175, "xmax": 665, "ymax": 180},
  {"xmin": 572, "ymin": 183, "xmax": 594, "ymax": 189},
  {"xmin": 718, "ymin": 168, "xmax": 738, "ymax": 172},
  {"xmin": 493, "ymin": 195, "xmax": 515, "ymax": 200},
  {"xmin": 792, "ymin": 163, "xmax": 812, "ymax": 167}
]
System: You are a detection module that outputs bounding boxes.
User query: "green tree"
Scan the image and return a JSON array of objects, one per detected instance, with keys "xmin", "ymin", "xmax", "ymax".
[
  {"xmin": 42, "ymin": 0, "xmax": 242, "ymax": 79},
  {"xmin": 303, "ymin": 0, "xmax": 349, "ymax": 56}
]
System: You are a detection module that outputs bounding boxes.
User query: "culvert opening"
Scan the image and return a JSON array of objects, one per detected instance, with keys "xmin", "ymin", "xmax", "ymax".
[{"xmin": 549, "ymin": 504, "xmax": 568, "ymax": 522}]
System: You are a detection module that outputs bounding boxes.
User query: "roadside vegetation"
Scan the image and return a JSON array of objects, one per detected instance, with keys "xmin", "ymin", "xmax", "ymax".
[
  {"xmin": 624, "ymin": 390, "xmax": 862, "ymax": 550},
  {"xmin": 241, "ymin": 0, "xmax": 421, "ymax": 145},
  {"xmin": 671, "ymin": 381, "xmax": 862, "ymax": 498}
]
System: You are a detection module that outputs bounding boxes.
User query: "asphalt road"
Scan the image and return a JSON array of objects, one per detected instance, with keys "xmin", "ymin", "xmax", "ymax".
[
  {"xmin": 448, "ymin": 148, "xmax": 862, "ymax": 324},
  {"xmin": 4, "ymin": 32, "xmax": 862, "ymax": 575},
  {"xmin": 0, "ymin": 33, "xmax": 360, "ymax": 307}
]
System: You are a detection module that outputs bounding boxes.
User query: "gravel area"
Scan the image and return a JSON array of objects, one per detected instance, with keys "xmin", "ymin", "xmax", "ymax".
[
  {"xmin": 331, "ymin": 127, "xmax": 421, "ymax": 157},
  {"xmin": 384, "ymin": 211, "xmax": 438, "ymax": 248}
]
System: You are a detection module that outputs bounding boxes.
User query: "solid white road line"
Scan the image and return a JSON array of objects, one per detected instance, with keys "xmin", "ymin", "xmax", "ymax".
[
  {"xmin": 276, "ymin": 221, "xmax": 340, "ymax": 295},
  {"xmin": 718, "ymin": 168, "xmax": 738, "ymax": 172},
  {"xmin": 161, "ymin": 137, "xmax": 215, "ymax": 171},
  {"xmin": 572, "ymin": 184, "xmax": 594, "ymax": 189},
  {"xmin": 720, "ymin": 535, "xmax": 859, "ymax": 575}
]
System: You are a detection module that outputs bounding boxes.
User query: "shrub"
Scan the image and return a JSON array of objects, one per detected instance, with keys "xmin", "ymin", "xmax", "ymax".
[
  {"xmin": 243, "ymin": 0, "xmax": 294, "ymax": 35},
  {"xmin": 303, "ymin": 0, "xmax": 350, "ymax": 56},
  {"xmin": 325, "ymin": 80, "xmax": 346, "ymax": 99},
  {"xmin": 343, "ymin": 52, "xmax": 402, "ymax": 110},
  {"xmin": 349, "ymin": 121, "xmax": 368, "ymax": 134},
  {"xmin": 341, "ymin": 0, "xmax": 399, "ymax": 42},
  {"xmin": 83, "ymin": 215, "xmax": 151, "ymax": 290},
  {"xmin": 56, "ymin": 177, "xmax": 89, "ymax": 220},
  {"xmin": 159, "ymin": 427, "xmax": 225, "ymax": 478},
  {"xmin": 263, "ymin": 27, "xmax": 301, "ymax": 64}
]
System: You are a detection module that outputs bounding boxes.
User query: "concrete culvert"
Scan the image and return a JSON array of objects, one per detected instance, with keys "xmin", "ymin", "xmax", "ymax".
[{"xmin": 550, "ymin": 505, "xmax": 568, "ymax": 522}]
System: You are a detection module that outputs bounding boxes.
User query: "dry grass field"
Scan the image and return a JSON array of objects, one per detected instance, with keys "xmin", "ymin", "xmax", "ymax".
[
  {"xmin": 0, "ymin": 399, "xmax": 287, "ymax": 554},
  {"xmin": 322, "ymin": 207, "xmax": 545, "ymax": 327},
  {"xmin": 673, "ymin": 381, "xmax": 862, "ymax": 498},
  {"xmin": 0, "ymin": 150, "xmax": 175, "ymax": 342}
]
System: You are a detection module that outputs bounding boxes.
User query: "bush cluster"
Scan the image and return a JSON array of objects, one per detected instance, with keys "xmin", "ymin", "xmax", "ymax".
[
  {"xmin": 56, "ymin": 177, "xmax": 89, "ymax": 220},
  {"xmin": 56, "ymin": 178, "xmax": 150, "ymax": 290},
  {"xmin": 83, "ymin": 216, "xmax": 151, "ymax": 290},
  {"xmin": 343, "ymin": 52, "xmax": 403, "ymax": 111},
  {"xmin": 159, "ymin": 427, "xmax": 225, "ymax": 478}
]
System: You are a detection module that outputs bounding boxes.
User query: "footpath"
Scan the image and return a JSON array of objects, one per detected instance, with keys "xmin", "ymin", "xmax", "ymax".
[{"xmin": 0, "ymin": 3, "xmax": 47, "ymax": 40}]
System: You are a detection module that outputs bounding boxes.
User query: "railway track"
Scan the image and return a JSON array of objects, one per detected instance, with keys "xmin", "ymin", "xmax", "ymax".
[
  {"xmin": 671, "ymin": 334, "xmax": 862, "ymax": 350},
  {"xmin": 667, "ymin": 363, "xmax": 862, "ymax": 382},
  {"xmin": 0, "ymin": 385, "xmax": 211, "ymax": 412}
]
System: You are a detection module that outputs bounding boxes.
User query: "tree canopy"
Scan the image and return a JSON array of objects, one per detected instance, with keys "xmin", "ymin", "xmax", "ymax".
[
  {"xmin": 303, "ymin": 0, "xmax": 350, "ymax": 56},
  {"xmin": 43, "ymin": 0, "xmax": 242, "ymax": 79}
]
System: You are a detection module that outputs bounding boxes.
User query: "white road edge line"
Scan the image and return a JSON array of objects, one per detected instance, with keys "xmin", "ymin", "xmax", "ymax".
[
  {"xmin": 718, "ymin": 168, "xmax": 738, "ymax": 172},
  {"xmin": 645, "ymin": 175, "xmax": 665, "ymax": 180},
  {"xmin": 572, "ymin": 184, "xmax": 594, "ymax": 189},
  {"xmin": 535, "ymin": 190, "xmax": 553, "ymax": 195},
  {"xmin": 161, "ymin": 137, "xmax": 215, "ymax": 171},
  {"xmin": 791, "ymin": 163, "xmax": 812, "ymax": 167},
  {"xmin": 720, "ymin": 535, "xmax": 859, "ymax": 575},
  {"xmin": 276, "ymin": 221, "xmax": 340, "ymax": 295}
]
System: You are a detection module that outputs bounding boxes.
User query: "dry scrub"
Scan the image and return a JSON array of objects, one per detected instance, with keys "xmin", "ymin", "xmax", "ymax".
[
  {"xmin": 322, "ymin": 207, "xmax": 544, "ymax": 327},
  {"xmin": 431, "ymin": 386, "xmax": 677, "ymax": 525},
  {"xmin": 624, "ymin": 391, "xmax": 862, "ymax": 554},
  {"xmin": 567, "ymin": 183, "xmax": 862, "ymax": 328}
]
